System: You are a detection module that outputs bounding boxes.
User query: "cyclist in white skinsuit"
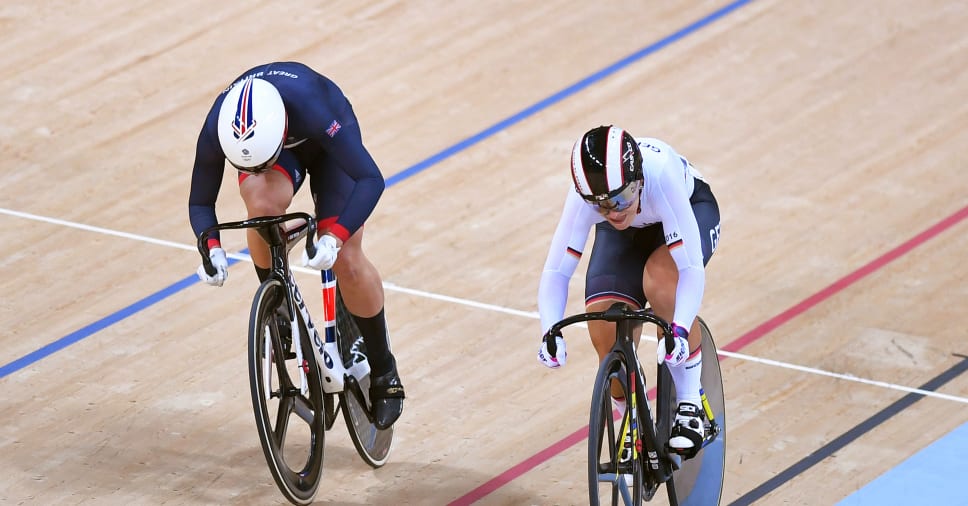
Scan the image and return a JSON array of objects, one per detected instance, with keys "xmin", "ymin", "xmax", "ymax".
[{"xmin": 536, "ymin": 125, "xmax": 721, "ymax": 458}]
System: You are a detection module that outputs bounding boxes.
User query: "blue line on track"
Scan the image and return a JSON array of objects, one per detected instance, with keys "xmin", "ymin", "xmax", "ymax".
[
  {"xmin": 386, "ymin": 0, "xmax": 753, "ymax": 188},
  {"xmin": 0, "ymin": 258, "xmax": 243, "ymax": 378},
  {"xmin": 1, "ymin": 1, "xmax": 751, "ymax": 378}
]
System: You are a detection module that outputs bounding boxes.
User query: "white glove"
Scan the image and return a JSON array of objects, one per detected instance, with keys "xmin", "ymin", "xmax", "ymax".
[
  {"xmin": 301, "ymin": 234, "xmax": 340, "ymax": 270},
  {"xmin": 537, "ymin": 334, "xmax": 567, "ymax": 369},
  {"xmin": 197, "ymin": 247, "xmax": 229, "ymax": 287},
  {"xmin": 657, "ymin": 323, "xmax": 689, "ymax": 366}
]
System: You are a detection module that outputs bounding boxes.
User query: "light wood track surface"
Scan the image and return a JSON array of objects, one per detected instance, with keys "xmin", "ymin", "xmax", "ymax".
[{"xmin": 1, "ymin": 1, "xmax": 966, "ymax": 504}]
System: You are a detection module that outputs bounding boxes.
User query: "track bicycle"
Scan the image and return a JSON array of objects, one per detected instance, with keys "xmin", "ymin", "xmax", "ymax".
[
  {"xmin": 198, "ymin": 212, "xmax": 393, "ymax": 505},
  {"xmin": 542, "ymin": 303, "xmax": 726, "ymax": 505}
]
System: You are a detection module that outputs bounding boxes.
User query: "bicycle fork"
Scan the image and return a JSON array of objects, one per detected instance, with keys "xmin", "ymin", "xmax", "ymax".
[
  {"xmin": 627, "ymin": 367, "xmax": 661, "ymax": 473},
  {"xmin": 699, "ymin": 387, "xmax": 722, "ymax": 444}
]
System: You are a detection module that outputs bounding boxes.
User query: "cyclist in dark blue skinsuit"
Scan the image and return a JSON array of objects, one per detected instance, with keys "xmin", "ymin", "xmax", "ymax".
[{"xmin": 188, "ymin": 61, "xmax": 404, "ymax": 429}]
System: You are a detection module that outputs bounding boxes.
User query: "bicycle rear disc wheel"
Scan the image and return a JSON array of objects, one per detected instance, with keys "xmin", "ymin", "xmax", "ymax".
[
  {"xmin": 588, "ymin": 352, "xmax": 642, "ymax": 506},
  {"xmin": 665, "ymin": 317, "xmax": 726, "ymax": 506},
  {"xmin": 248, "ymin": 278, "xmax": 326, "ymax": 505},
  {"xmin": 335, "ymin": 288, "xmax": 393, "ymax": 467}
]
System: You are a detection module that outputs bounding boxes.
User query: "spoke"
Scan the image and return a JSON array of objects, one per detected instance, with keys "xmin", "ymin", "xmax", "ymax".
[
  {"xmin": 292, "ymin": 393, "xmax": 317, "ymax": 425},
  {"xmin": 273, "ymin": 395, "xmax": 293, "ymax": 444},
  {"xmin": 263, "ymin": 331, "xmax": 274, "ymax": 399}
]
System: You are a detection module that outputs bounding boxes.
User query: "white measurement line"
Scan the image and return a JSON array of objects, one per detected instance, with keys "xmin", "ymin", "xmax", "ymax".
[
  {"xmin": 715, "ymin": 349, "xmax": 968, "ymax": 404},
  {"xmin": 379, "ymin": 281, "xmax": 541, "ymax": 319},
  {"xmin": 1, "ymin": 207, "xmax": 196, "ymax": 251},
  {"xmin": 4, "ymin": 206, "xmax": 967, "ymax": 405}
]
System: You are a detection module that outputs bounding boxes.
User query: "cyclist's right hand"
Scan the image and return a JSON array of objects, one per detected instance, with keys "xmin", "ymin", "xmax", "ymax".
[
  {"xmin": 197, "ymin": 247, "xmax": 228, "ymax": 287},
  {"xmin": 537, "ymin": 333, "xmax": 567, "ymax": 369}
]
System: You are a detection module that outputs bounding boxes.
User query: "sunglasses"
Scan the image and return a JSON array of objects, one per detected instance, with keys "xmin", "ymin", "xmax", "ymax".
[{"xmin": 583, "ymin": 181, "xmax": 641, "ymax": 215}]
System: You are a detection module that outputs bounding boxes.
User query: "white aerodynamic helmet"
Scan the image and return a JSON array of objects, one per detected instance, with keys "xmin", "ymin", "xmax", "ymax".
[{"xmin": 217, "ymin": 77, "xmax": 287, "ymax": 173}]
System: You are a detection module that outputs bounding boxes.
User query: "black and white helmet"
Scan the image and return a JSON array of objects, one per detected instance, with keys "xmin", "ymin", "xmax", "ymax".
[{"xmin": 570, "ymin": 125, "xmax": 643, "ymax": 212}]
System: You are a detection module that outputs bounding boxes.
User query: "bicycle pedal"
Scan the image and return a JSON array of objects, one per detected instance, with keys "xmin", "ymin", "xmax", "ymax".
[{"xmin": 667, "ymin": 445, "xmax": 700, "ymax": 461}]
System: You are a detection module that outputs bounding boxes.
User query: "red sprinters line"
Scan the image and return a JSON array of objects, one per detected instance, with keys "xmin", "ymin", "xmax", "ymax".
[
  {"xmin": 722, "ymin": 203, "xmax": 968, "ymax": 352},
  {"xmin": 448, "ymin": 204, "xmax": 968, "ymax": 505}
]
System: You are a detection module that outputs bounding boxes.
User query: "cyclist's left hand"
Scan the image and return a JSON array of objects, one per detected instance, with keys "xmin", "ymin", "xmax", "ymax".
[
  {"xmin": 302, "ymin": 234, "xmax": 340, "ymax": 270},
  {"xmin": 538, "ymin": 334, "xmax": 567, "ymax": 368},
  {"xmin": 657, "ymin": 322, "xmax": 689, "ymax": 366}
]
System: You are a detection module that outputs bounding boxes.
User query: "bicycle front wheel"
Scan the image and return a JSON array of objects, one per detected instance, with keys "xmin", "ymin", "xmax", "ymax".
[
  {"xmin": 588, "ymin": 352, "xmax": 644, "ymax": 506},
  {"xmin": 248, "ymin": 278, "xmax": 326, "ymax": 505},
  {"xmin": 335, "ymin": 288, "xmax": 394, "ymax": 467}
]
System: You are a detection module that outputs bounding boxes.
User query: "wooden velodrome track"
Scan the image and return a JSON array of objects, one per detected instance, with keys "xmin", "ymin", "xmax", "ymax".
[{"xmin": 1, "ymin": 0, "xmax": 966, "ymax": 504}]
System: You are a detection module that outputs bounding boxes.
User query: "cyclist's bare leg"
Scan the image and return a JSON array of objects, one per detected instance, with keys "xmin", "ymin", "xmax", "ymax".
[
  {"xmin": 586, "ymin": 299, "xmax": 643, "ymax": 400},
  {"xmin": 644, "ymin": 244, "xmax": 706, "ymax": 453},
  {"xmin": 332, "ymin": 227, "xmax": 384, "ymax": 317},
  {"xmin": 329, "ymin": 226, "xmax": 403, "ymax": 429},
  {"xmin": 239, "ymin": 169, "xmax": 295, "ymax": 269},
  {"xmin": 642, "ymin": 245, "xmax": 702, "ymax": 350},
  {"xmin": 331, "ymin": 228, "xmax": 391, "ymax": 370}
]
